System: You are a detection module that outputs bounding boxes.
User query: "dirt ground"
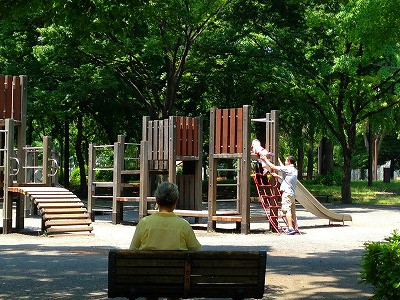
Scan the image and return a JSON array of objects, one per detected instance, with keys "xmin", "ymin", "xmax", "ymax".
[{"xmin": 1, "ymin": 203, "xmax": 399, "ymax": 299}]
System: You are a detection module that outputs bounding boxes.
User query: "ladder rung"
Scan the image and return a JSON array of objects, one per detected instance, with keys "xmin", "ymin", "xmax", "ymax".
[{"xmin": 92, "ymin": 182, "xmax": 113, "ymax": 187}]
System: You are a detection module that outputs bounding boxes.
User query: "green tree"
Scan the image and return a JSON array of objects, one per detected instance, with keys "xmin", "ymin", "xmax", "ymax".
[
  {"xmin": 37, "ymin": 0, "xmax": 231, "ymax": 119},
  {"xmin": 242, "ymin": 0, "xmax": 400, "ymax": 203}
]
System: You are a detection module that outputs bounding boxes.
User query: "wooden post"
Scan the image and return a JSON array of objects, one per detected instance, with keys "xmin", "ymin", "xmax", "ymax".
[
  {"xmin": 17, "ymin": 76, "xmax": 27, "ymax": 185},
  {"xmin": 168, "ymin": 116, "xmax": 177, "ymax": 183},
  {"xmin": 42, "ymin": 136, "xmax": 51, "ymax": 186},
  {"xmin": 139, "ymin": 140, "xmax": 149, "ymax": 219},
  {"xmin": 25, "ymin": 147, "xmax": 33, "ymax": 216},
  {"xmin": 16, "ymin": 193, "xmax": 24, "ymax": 230},
  {"xmin": 240, "ymin": 105, "xmax": 251, "ymax": 234},
  {"xmin": 112, "ymin": 135, "xmax": 124, "ymax": 224},
  {"xmin": 207, "ymin": 108, "xmax": 217, "ymax": 232},
  {"xmin": 269, "ymin": 110, "xmax": 279, "ymax": 232},
  {"xmin": 194, "ymin": 117, "xmax": 203, "ymax": 211},
  {"xmin": 3, "ymin": 119, "xmax": 14, "ymax": 234},
  {"xmin": 271, "ymin": 110, "xmax": 279, "ymax": 165},
  {"xmin": 51, "ymin": 148, "xmax": 59, "ymax": 186},
  {"xmin": 87, "ymin": 143, "xmax": 95, "ymax": 221}
]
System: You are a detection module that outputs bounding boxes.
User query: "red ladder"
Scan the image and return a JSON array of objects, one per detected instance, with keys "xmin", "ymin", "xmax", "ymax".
[{"xmin": 252, "ymin": 163, "xmax": 288, "ymax": 234}]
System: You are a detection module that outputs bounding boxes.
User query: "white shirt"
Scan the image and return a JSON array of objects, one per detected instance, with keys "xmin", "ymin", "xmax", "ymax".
[{"xmin": 275, "ymin": 164, "xmax": 298, "ymax": 195}]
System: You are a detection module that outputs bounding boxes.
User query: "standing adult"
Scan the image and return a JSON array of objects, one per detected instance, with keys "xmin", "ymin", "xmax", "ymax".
[
  {"xmin": 262, "ymin": 156, "xmax": 298, "ymax": 234},
  {"xmin": 130, "ymin": 181, "xmax": 201, "ymax": 250}
]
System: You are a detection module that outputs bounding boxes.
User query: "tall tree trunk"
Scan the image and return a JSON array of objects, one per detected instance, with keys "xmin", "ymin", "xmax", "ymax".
[
  {"xmin": 297, "ymin": 143, "xmax": 304, "ymax": 180},
  {"xmin": 306, "ymin": 141, "xmax": 314, "ymax": 180},
  {"xmin": 342, "ymin": 148, "xmax": 353, "ymax": 204},
  {"xmin": 27, "ymin": 118, "xmax": 33, "ymax": 146},
  {"xmin": 306, "ymin": 127, "xmax": 315, "ymax": 180},
  {"xmin": 75, "ymin": 115, "xmax": 87, "ymax": 194},
  {"xmin": 367, "ymin": 123, "xmax": 373, "ymax": 186},
  {"xmin": 64, "ymin": 119, "xmax": 70, "ymax": 188}
]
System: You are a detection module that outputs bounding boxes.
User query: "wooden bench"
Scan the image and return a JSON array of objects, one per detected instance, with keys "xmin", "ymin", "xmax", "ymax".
[{"xmin": 108, "ymin": 250, "xmax": 267, "ymax": 299}]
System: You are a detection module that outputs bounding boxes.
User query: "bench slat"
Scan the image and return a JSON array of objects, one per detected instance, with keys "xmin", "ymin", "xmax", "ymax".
[
  {"xmin": 116, "ymin": 259, "xmax": 184, "ymax": 267},
  {"xmin": 116, "ymin": 267, "xmax": 184, "ymax": 276},
  {"xmin": 115, "ymin": 275, "xmax": 184, "ymax": 284}
]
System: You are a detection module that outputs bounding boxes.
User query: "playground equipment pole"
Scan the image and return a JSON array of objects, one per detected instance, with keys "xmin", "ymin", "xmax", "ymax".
[{"xmin": 3, "ymin": 119, "xmax": 14, "ymax": 233}]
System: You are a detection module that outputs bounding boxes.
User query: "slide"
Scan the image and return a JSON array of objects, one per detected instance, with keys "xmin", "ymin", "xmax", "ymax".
[{"xmin": 296, "ymin": 181, "xmax": 352, "ymax": 222}]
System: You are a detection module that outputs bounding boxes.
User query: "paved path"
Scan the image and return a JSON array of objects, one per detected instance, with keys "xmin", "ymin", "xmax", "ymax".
[{"xmin": 1, "ymin": 203, "xmax": 399, "ymax": 299}]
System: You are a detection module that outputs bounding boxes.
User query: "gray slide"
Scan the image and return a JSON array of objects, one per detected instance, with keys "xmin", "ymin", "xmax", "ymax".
[{"xmin": 296, "ymin": 181, "xmax": 352, "ymax": 222}]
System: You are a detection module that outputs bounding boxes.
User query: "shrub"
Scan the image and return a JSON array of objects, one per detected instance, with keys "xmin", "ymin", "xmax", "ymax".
[
  {"xmin": 314, "ymin": 168, "xmax": 342, "ymax": 186},
  {"xmin": 70, "ymin": 166, "xmax": 88, "ymax": 187},
  {"xmin": 360, "ymin": 230, "xmax": 400, "ymax": 299}
]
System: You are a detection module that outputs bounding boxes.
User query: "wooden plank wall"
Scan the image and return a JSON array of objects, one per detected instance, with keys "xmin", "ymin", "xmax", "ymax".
[
  {"xmin": 146, "ymin": 117, "xmax": 200, "ymax": 161},
  {"xmin": 147, "ymin": 119, "xmax": 169, "ymax": 170},
  {"xmin": 214, "ymin": 108, "xmax": 243, "ymax": 154},
  {"xmin": 176, "ymin": 117, "xmax": 198, "ymax": 157},
  {"xmin": 176, "ymin": 174, "xmax": 195, "ymax": 210},
  {"xmin": 0, "ymin": 75, "xmax": 23, "ymax": 121}
]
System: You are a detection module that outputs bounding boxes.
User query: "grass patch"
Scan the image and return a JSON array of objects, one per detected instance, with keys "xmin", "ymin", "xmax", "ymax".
[
  {"xmin": 301, "ymin": 180, "xmax": 400, "ymax": 205},
  {"xmin": 205, "ymin": 178, "xmax": 400, "ymax": 205}
]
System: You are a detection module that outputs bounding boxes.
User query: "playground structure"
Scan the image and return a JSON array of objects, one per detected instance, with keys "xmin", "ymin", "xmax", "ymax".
[
  {"xmin": 87, "ymin": 135, "xmax": 142, "ymax": 223},
  {"xmin": 87, "ymin": 104, "xmax": 351, "ymax": 234},
  {"xmin": 207, "ymin": 106, "xmax": 287, "ymax": 234},
  {"xmin": 0, "ymin": 75, "xmax": 92, "ymax": 235},
  {"xmin": 87, "ymin": 107, "xmax": 285, "ymax": 234},
  {"xmin": 87, "ymin": 115, "xmax": 203, "ymax": 224},
  {"xmin": 0, "ymin": 74, "xmax": 351, "ymax": 236}
]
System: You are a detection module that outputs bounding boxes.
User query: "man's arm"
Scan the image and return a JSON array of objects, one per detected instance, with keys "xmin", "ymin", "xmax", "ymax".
[{"xmin": 261, "ymin": 156, "xmax": 277, "ymax": 170}]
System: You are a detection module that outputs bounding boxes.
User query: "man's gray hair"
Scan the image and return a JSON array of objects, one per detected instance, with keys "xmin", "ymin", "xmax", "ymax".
[{"xmin": 154, "ymin": 182, "xmax": 179, "ymax": 205}]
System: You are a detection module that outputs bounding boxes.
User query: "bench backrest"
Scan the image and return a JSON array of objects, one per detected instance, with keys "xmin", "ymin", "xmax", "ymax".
[{"xmin": 108, "ymin": 250, "xmax": 266, "ymax": 299}]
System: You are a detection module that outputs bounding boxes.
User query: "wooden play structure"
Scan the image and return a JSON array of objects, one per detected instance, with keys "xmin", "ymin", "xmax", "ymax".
[
  {"xmin": 87, "ymin": 115, "xmax": 203, "ymax": 223},
  {"xmin": 87, "ymin": 106, "xmax": 283, "ymax": 234},
  {"xmin": 139, "ymin": 115, "xmax": 203, "ymax": 219},
  {"xmin": 1, "ymin": 75, "xmax": 92, "ymax": 235},
  {"xmin": 87, "ymin": 135, "xmax": 142, "ymax": 223},
  {"xmin": 207, "ymin": 106, "xmax": 280, "ymax": 234}
]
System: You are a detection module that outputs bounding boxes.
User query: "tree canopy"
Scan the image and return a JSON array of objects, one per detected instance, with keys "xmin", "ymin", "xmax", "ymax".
[{"xmin": 0, "ymin": 0, "xmax": 399, "ymax": 202}]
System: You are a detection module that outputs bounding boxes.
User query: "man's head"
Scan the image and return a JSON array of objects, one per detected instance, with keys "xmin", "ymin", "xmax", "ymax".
[
  {"xmin": 155, "ymin": 182, "xmax": 179, "ymax": 209},
  {"xmin": 286, "ymin": 156, "xmax": 296, "ymax": 166}
]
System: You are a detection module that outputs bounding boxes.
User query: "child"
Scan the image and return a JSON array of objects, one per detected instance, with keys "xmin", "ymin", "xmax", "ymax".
[
  {"xmin": 130, "ymin": 181, "xmax": 201, "ymax": 250},
  {"xmin": 251, "ymin": 139, "xmax": 274, "ymax": 175}
]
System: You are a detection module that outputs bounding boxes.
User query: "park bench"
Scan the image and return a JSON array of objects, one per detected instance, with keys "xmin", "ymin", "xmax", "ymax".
[{"xmin": 108, "ymin": 249, "xmax": 267, "ymax": 299}]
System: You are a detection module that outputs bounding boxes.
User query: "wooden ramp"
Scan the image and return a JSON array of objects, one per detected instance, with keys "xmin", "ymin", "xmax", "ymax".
[{"xmin": 9, "ymin": 186, "xmax": 93, "ymax": 235}]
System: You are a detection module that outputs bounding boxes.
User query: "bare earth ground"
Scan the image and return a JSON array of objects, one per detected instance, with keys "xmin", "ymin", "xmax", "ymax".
[{"xmin": 1, "ymin": 203, "xmax": 400, "ymax": 300}]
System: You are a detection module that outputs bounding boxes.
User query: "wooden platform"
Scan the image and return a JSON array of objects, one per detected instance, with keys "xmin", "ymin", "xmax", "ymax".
[{"xmin": 8, "ymin": 186, "xmax": 93, "ymax": 235}]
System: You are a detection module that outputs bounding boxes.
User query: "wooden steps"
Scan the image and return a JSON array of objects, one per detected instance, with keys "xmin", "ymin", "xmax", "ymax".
[{"xmin": 8, "ymin": 186, "xmax": 93, "ymax": 235}]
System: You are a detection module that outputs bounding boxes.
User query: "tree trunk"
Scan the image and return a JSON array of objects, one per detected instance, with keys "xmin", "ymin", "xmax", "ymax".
[
  {"xmin": 367, "ymin": 123, "xmax": 373, "ymax": 186},
  {"xmin": 306, "ymin": 129, "xmax": 315, "ymax": 180},
  {"xmin": 64, "ymin": 119, "xmax": 70, "ymax": 188},
  {"xmin": 297, "ymin": 143, "xmax": 304, "ymax": 180},
  {"xmin": 318, "ymin": 136, "xmax": 333, "ymax": 175},
  {"xmin": 27, "ymin": 118, "xmax": 33, "ymax": 146},
  {"xmin": 341, "ymin": 149, "xmax": 352, "ymax": 204},
  {"xmin": 75, "ymin": 115, "xmax": 87, "ymax": 194}
]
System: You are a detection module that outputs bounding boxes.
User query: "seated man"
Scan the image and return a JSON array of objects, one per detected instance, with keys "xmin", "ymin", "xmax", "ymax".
[{"xmin": 130, "ymin": 181, "xmax": 201, "ymax": 250}]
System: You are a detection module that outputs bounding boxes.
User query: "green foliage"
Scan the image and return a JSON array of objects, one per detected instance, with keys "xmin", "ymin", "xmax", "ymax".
[
  {"xmin": 313, "ymin": 168, "xmax": 343, "ymax": 186},
  {"xmin": 360, "ymin": 230, "xmax": 400, "ymax": 299},
  {"xmin": 70, "ymin": 166, "xmax": 84, "ymax": 187},
  {"xmin": 302, "ymin": 180, "xmax": 400, "ymax": 205},
  {"xmin": 1, "ymin": 0, "xmax": 400, "ymax": 195}
]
